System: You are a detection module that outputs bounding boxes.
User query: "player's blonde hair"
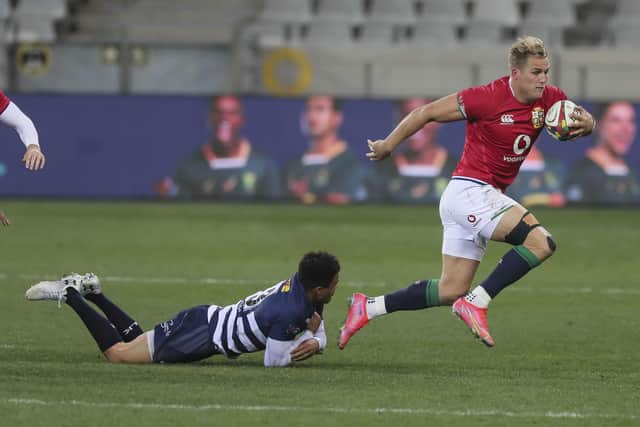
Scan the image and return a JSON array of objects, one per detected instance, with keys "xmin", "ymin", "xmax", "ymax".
[{"xmin": 509, "ymin": 36, "xmax": 547, "ymax": 69}]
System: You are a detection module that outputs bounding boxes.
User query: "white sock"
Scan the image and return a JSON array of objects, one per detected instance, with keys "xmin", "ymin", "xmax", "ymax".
[
  {"xmin": 465, "ymin": 286, "xmax": 492, "ymax": 309},
  {"xmin": 366, "ymin": 296, "xmax": 387, "ymax": 319}
]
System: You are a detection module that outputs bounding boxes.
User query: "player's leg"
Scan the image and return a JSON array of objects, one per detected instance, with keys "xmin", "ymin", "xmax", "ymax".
[
  {"xmin": 464, "ymin": 204, "xmax": 555, "ymax": 307},
  {"xmin": 338, "ymin": 252, "xmax": 480, "ymax": 349},
  {"xmin": 26, "ymin": 274, "xmax": 151, "ymax": 362},
  {"xmin": 79, "ymin": 274, "xmax": 144, "ymax": 342},
  {"xmin": 104, "ymin": 333, "xmax": 152, "ymax": 363}
]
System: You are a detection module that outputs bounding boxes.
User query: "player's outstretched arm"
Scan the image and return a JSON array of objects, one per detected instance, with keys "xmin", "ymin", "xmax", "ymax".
[
  {"xmin": 0, "ymin": 102, "xmax": 45, "ymax": 170},
  {"xmin": 263, "ymin": 312, "xmax": 324, "ymax": 367},
  {"xmin": 367, "ymin": 93, "xmax": 464, "ymax": 161},
  {"xmin": 568, "ymin": 105, "xmax": 596, "ymax": 138}
]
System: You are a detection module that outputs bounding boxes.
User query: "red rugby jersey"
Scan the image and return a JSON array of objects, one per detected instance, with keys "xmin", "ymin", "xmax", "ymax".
[{"xmin": 454, "ymin": 76, "xmax": 566, "ymax": 190}]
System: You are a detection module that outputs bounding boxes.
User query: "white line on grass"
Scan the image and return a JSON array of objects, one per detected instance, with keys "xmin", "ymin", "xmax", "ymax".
[
  {"xmin": 7, "ymin": 273, "xmax": 640, "ymax": 295},
  {"xmin": 4, "ymin": 398, "xmax": 636, "ymax": 421}
]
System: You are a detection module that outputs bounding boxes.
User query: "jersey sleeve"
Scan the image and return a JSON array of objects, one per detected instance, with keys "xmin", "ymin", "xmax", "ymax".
[
  {"xmin": 457, "ymin": 84, "xmax": 493, "ymax": 121},
  {"xmin": 263, "ymin": 331, "xmax": 314, "ymax": 367},
  {"xmin": 0, "ymin": 91, "xmax": 10, "ymax": 114}
]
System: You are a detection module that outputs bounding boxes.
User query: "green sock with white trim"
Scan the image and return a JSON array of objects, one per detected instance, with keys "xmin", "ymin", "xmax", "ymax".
[{"xmin": 467, "ymin": 246, "xmax": 541, "ymax": 307}]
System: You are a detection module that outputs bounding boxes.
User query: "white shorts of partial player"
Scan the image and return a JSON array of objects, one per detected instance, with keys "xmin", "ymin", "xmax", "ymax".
[{"xmin": 439, "ymin": 177, "xmax": 518, "ymax": 261}]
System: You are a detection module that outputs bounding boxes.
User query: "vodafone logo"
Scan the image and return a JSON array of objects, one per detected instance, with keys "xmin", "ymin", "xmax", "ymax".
[{"xmin": 500, "ymin": 114, "xmax": 514, "ymax": 124}]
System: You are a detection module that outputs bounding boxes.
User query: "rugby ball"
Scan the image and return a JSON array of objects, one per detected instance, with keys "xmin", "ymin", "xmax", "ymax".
[{"xmin": 545, "ymin": 100, "xmax": 579, "ymax": 142}]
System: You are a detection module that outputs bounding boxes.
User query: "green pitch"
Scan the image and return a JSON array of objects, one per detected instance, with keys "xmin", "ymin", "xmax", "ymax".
[{"xmin": 0, "ymin": 201, "xmax": 638, "ymax": 427}]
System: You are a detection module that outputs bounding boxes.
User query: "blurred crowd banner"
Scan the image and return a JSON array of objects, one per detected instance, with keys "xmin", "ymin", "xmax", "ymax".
[{"xmin": 1, "ymin": 93, "xmax": 638, "ymax": 206}]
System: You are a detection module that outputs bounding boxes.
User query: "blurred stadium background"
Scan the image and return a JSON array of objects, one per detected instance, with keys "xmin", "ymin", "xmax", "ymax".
[
  {"xmin": 1, "ymin": 0, "xmax": 639, "ymax": 98},
  {"xmin": 1, "ymin": 1, "xmax": 639, "ymax": 427}
]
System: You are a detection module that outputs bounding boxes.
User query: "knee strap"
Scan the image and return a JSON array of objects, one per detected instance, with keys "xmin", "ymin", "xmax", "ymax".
[{"xmin": 504, "ymin": 212, "xmax": 541, "ymax": 246}]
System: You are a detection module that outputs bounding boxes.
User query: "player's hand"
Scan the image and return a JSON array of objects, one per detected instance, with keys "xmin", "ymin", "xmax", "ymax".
[
  {"xmin": 22, "ymin": 144, "xmax": 45, "ymax": 170},
  {"xmin": 568, "ymin": 106, "xmax": 595, "ymax": 138},
  {"xmin": 290, "ymin": 338, "xmax": 320, "ymax": 362},
  {"xmin": 306, "ymin": 312, "xmax": 321, "ymax": 333},
  {"xmin": 366, "ymin": 139, "xmax": 393, "ymax": 161},
  {"xmin": 0, "ymin": 210, "xmax": 10, "ymax": 226}
]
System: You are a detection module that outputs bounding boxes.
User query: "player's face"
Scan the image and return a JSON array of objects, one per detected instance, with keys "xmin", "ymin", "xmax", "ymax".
[
  {"xmin": 512, "ymin": 56, "xmax": 549, "ymax": 102},
  {"xmin": 401, "ymin": 98, "xmax": 441, "ymax": 152},
  {"xmin": 600, "ymin": 102, "xmax": 636, "ymax": 156},
  {"xmin": 314, "ymin": 273, "xmax": 339, "ymax": 304},
  {"xmin": 305, "ymin": 96, "xmax": 341, "ymax": 140},
  {"xmin": 210, "ymin": 96, "xmax": 244, "ymax": 145}
]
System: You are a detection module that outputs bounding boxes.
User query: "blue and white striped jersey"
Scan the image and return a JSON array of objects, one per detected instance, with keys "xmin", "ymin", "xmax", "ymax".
[{"xmin": 206, "ymin": 273, "xmax": 326, "ymax": 367}]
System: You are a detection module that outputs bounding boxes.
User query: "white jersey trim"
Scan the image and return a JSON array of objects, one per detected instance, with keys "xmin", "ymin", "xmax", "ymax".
[{"xmin": 247, "ymin": 311, "xmax": 267, "ymax": 343}]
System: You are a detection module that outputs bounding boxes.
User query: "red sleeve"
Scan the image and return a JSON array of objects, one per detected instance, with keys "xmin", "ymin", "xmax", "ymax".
[
  {"xmin": 457, "ymin": 84, "xmax": 494, "ymax": 121},
  {"xmin": 0, "ymin": 91, "xmax": 9, "ymax": 114}
]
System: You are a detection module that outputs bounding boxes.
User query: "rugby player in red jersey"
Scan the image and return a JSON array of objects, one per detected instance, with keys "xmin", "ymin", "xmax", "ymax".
[
  {"xmin": 0, "ymin": 90, "xmax": 45, "ymax": 226},
  {"xmin": 339, "ymin": 36, "xmax": 595, "ymax": 349}
]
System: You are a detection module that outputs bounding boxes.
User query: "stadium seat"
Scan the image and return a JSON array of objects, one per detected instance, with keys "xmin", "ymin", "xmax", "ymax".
[
  {"xmin": 250, "ymin": 21, "xmax": 288, "ymax": 47},
  {"xmin": 611, "ymin": 23, "xmax": 640, "ymax": 48},
  {"xmin": 15, "ymin": 14, "xmax": 55, "ymax": 42},
  {"xmin": 464, "ymin": 21, "xmax": 507, "ymax": 45},
  {"xmin": 523, "ymin": 0, "xmax": 575, "ymax": 27},
  {"xmin": 368, "ymin": 0, "xmax": 416, "ymax": 24},
  {"xmin": 470, "ymin": 0, "xmax": 520, "ymax": 26},
  {"xmin": 518, "ymin": 23, "xmax": 565, "ymax": 47},
  {"xmin": 316, "ymin": 0, "xmax": 365, "ymax": 24},
  {"xmin": 610, "ymin": 0, "xmax": 640, "ymax": 27},
  {"xmin": 0, "ymin": 0, "xmax": 10, "ymax": 20},
  {"xmin": 411, "ymin": 21, "xmax": 459, "ymax": 46},
  {"xmin": 260, "ymin": 0, "xmax": 312, "ymax": 23},
  {"xmin": 419, "ymin": 0, "xmax": 467, "ymax": 25},
  {"xmin": 359, "ymin": 21, "xmax": 396, "ymax": 45},
  {"xmin": 304, "ymin": 20, "xmax": 354, "ymax": 46},
  {"xmin": 15, "ymin": 0, "xmax": 66, "ymax": 20}
]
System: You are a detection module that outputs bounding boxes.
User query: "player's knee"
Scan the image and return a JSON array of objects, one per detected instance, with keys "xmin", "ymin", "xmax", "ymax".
[
  {"xmin": 104, "ymin": 343, "xmax": 129, "ymax": 363},
  {"xmin": 105, "ymin": 352, "xmax": 125, "ymax": 363},
  {"xmin": 524, "ymin": 229, "xmax": 557, "ymax": 261}
]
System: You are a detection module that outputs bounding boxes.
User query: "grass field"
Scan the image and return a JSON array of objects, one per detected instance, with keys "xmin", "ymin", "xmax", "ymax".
[{"xmin": 0, "ymin": 200, "xmax": 638, "ymax": 427}]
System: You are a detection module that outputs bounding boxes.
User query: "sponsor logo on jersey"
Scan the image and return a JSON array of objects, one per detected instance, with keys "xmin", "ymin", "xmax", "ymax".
[
  {"xmin": 503, "ymin": 155, "xmax": 527, "ymax": 162},
  {"xmin": 467, "ymin": 214, "xmax": 476, "ymax": 223},
  {"xmin": 500, "ymin": 114, "xmax": 514, "ymax": 125},
  {"xmin": 532, "ymin": 107, "xmax": 544, "ymax": 129},
  {"xmin": 281, "ymin": 279, "xmax": 291, "ymax": 293}
]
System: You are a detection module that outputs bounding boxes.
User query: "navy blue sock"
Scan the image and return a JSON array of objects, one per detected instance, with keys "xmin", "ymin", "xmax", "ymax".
[
  {"xmin": 384, "ymin": 279, "xmax": 440, "ymax": 313},
  {"xmin": 65, "ymin": 288, "xmax": 122, "ymax": 353},
  {"xmin": 85, "ymin": 293, "xmax": 143, "ymax": 342},
  {"xmin": 480, "ymin": 246, "xmax": 541, "ymax": 299}
]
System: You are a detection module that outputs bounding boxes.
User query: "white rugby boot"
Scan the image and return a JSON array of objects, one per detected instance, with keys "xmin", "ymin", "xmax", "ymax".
[{"xmin": 25, "ymin": 273, "xmax": 101, "ymax": 304}]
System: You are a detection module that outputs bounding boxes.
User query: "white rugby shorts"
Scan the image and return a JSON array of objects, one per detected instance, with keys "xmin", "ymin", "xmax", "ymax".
[{"xmin": 439, "ymin": 177, "xmax": 517, "ymax": 261}]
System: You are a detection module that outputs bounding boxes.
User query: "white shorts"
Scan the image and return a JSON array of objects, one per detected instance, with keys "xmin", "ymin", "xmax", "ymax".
[{"xmin": 439, "ymin": 177, "xmax": 518, "ymax": 261}]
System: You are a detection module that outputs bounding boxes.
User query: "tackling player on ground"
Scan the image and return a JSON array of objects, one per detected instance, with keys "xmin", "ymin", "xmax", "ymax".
[
  {"xmin": 339, "ymin": 37, "xmax": 595, "ymax": 349},
  {"xmin": 26, "ymin": 251, "xmax": 339, "ymax": 367},
  {"xmin": 0, "ymin": 90, "xmax": 46, "ymax": 225}
]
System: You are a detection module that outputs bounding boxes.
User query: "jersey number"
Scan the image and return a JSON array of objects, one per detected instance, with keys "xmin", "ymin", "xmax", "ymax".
[
  {"xmin": 513, "ymin": 134, "xmax": 531, "ymax": 155},
  {"xmin": 242, "ymin": 283, "xmax": 280, "ymax": 311}
]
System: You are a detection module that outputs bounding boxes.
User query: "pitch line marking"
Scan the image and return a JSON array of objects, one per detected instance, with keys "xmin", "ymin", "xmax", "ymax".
[
  {"xmin": 7, "ymin": 273, "xmax": 640, "ymax": 296},
  {"xmin": 4, "ymin": 398, "xmax": 637, "ymax": 420}
]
